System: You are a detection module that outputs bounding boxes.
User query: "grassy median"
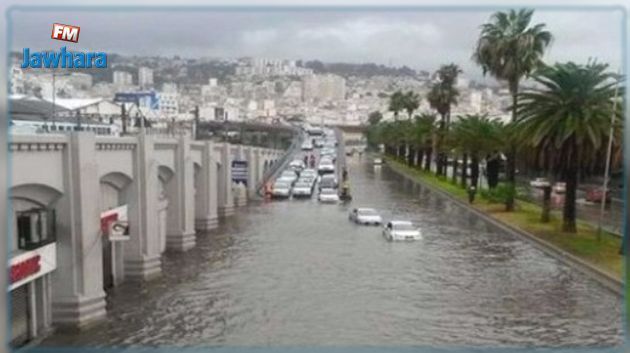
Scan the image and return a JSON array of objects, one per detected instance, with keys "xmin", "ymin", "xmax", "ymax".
[{"xmin": 385, "ymin": 157, "xmax": 623, "ymax": 280}]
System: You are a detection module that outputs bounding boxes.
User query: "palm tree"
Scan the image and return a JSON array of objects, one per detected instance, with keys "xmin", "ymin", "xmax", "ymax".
[
  {"xmin": 388, "ymin": 91, "xmax": 406, "ymax": 120},
  {"xmin": 403, "ymin": 91, "xmax": 420, "ymax": 120},
  {"xmin": 427, "ymin": 64, "xmax": 461, "ymax": 176},
  {"xmin": 451, "ymin": 114, "xmax": 505, "ymax": 189},
  {"xmin": 515, "ymin": 61, "xmax": 622, "ymax": 233},
  {"xmin": 368, "ymin": 111, "xmax": 383, "ymax": 125},
  {"xmin": 415, "ymin": 113, "xmax": 437, "ymax": 172},
  {"xmin": 473, "ymin": 8, "xmax": 552, "ymax": 211}
]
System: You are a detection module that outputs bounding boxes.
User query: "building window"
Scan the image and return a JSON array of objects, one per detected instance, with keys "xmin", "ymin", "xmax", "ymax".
[{"xmin": 16, "ymin": 209, "xmax": 56, "ymax": 251}]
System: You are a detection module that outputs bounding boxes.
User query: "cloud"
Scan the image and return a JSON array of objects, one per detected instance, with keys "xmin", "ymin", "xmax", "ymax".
[
  {"xmin": 296, "ymin": 17, "xmax": 442, "ymax": 46},
  {"xmin": 8, "ymin": 8, "xmax": 623, "ymax": 78},
  {"xmin": 241, "ymin": 29, "xmax": 279, "ymax": 46}
]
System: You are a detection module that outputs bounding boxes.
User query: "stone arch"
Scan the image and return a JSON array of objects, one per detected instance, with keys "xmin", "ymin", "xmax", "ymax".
[
  {"xmin": 11, "ymin": 183, "xmax": 63, "ymax": 209},
  {"xmin": 99, "ymin": 172, "xmax": 133, "ymax": 289},
  {"xmin": 100, "ymin": 172, "xmax": 133, "ymax": 210},
  {"xmin": 9, "ymin": 183, "xmax": 63, "ymax": 253}
]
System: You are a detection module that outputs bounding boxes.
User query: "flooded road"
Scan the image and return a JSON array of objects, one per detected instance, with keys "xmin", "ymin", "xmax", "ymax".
[{"xmin": 40, "ymin": 155, "xmax": 622, "ymax": 348}]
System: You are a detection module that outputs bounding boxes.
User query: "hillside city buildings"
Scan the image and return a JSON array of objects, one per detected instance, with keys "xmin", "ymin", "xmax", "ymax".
[{"xmin": 9, "ymin": 53, "xmax": 512, "ymax": 135}]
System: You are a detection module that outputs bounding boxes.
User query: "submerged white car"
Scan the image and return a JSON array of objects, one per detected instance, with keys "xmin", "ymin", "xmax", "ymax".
[
  {"xmin": 318, "ymin": 188, "xmax": 339, "ymax": 203},
  {"xmin": 318, "ymin": 160, "xmax": 335, "ymax": 174},
  {"xmin": 289, "ymin": 160, "xmax": 306, "ymax": 173},
  {"xmin": 279, "ymin": 170, "xmax": 298, "ymax": 185},
  {"xmin": 272, "ymin": 181, "xmax": 292, "ymax": 198},
  {"xmin": 349, "ymin": 208, "xmax": 383, "ymax": 225},
  {"xmin": 292, "ymin": 181, "xmax": 313, "ymax": 197},
  {"xmin": 383, "ymin": 221, "xmax": 422, "ymax": 241}
]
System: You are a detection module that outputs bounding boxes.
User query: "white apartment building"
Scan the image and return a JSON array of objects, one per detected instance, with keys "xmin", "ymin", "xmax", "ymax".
[
  {"xmin": 158, "ymin": 92, "xmax": 179, "ymax": 118},
  {"xmin": 302, "ymin": 74, "xmax": 346, "ymax": 101},
  {"xmin": 138, "ymin": 67, "xmax": 154, "ymax": 88},
  {"xmin": 469, "ymin": 91, "xmax": 483, "ymax": 114},
  {"xmin": 10, "ymin": 65, "xmax": 25, "ymax": 94},
  {"xmin": 113, "ymin": 71, "xmax": 133, "ymax": 86},
  {"xmin": 162, "ymin": 82, "xmax": 178, "ymax": 94}
]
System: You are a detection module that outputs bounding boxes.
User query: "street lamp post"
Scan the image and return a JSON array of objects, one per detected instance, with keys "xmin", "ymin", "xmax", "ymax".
[{"xmin": 597, "ymin": 73, "xmax": 620, "ymax": 239}]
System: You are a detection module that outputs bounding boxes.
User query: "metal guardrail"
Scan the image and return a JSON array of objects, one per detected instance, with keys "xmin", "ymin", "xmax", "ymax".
[{"xmin": 255, "ymin": 129, "xmax": 303, "ymax": 197}]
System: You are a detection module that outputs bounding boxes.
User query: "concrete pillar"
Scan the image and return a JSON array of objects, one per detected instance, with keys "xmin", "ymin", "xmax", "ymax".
[
  {"xmin": 234, "ymin": 145, "xmax": 248, "ymax": 207},
  {"xmin": 195, "ymin": 141, "xmax": 219, "ymax": 231},
  {"xmin": 254, "ymin": 148, "xmax": 262, "ymax": 186},
  {"xmin": 124, "ymin": 133, "xmax": 162, "ymax": 280},
  {"xmin": 218, "ymin": 143, "xmax": 235, "ymax": 218},
  {"xmin": 166, "ymin": 135, "xmax": 196, "ymax": 251},
  {"xmin": 52, "ymin": 132, "xmax": 106, "ymax": 328},
  {"xmin": 245, "ymin": 147, "xmax": 258, "ymax": 198}
]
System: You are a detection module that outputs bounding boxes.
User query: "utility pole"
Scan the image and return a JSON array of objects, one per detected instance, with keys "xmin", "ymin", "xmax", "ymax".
[
  {"xmin": 193, "ymin": 105, "xmax": 199, "ymax": 139},
  {"xmin": 121, "ymin": 104, "xmax": 127, "ymax": 135},
  {"xmin": 75, "ymin": 110, "xmax": 82, "ymax": 131},
  {"xmin": 597, "ymin": 72, "xmax": 620, "ymax": 239}
]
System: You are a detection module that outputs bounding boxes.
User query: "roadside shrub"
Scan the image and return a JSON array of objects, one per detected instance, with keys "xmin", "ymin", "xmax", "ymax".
[{"xmin": 481, "ymin": 183, "xmax": 516, "ymax": 204}]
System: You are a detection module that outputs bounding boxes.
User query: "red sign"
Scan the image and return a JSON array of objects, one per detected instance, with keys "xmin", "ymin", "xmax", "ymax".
[
  {"xmin": 51, "ymin": 23, "xmax": 80, "ymax": 43},
  {"xmin": 101, "ymin": 213, "xmax": 118, "ymax": 234},
  {"xmin": 10, "ymin": 255, "xmax": 41, "ymax": 283}
]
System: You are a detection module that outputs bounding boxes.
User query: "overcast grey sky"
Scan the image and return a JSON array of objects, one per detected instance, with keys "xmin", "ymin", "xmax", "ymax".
[{"xmin": 8, "ymin": 8, "xmax": 624, "ymax": 79}]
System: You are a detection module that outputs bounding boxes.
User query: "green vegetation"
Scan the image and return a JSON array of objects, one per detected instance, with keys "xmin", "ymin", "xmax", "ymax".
[
  {"xmin": 473, "ymin": 8, "xmax": 553, "ymax": 211},
  {"xmin": 366, "ymin": 8, "xmax": 622, "ymax": 236},
  {"xmin": 385, "ymin": 157, "xmax": 622, "ymax": 279}
]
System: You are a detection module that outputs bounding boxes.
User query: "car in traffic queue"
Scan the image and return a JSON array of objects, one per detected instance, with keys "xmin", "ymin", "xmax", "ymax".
[
  {"xmin": 585, "ymin": 186, "xmax": 611, "ymax": 203},
  {"xmin": 383, "ymin": 221, "xmax": 422, "ymax": 241},
  {"xmin": 313, "ymin": 138, "xmax": 324, "ymax": 148},
  {"xmin": 299, "ymin": 175, "xmax": 317, "ymax": 188},
  {"xmin": 319, "ymin": 174, "xmax": 338, "ymax": 191},
  {"xmin": 301, "ymin": 168, "xmax": 318, "ymax": 178},
  {"xmin": 301, "ymin": 141, "xmax": 314, "ymax": 151},
  {"xmin": 318, "ymin": 159, "xmax": 336, "ymax": 175},
  {"xmin": 349, "ymin": 208, "xmax": 383, "ymax": 225},
  {"xmin": 272, "ymin": 180, "xmax": 292, "ymax": 198},
  {"xmin": 318, "ymin": 188, "xmax": 339, "ymax": 203},
  {"xmin": 292, "ymin": 181, "xmax": 314, "ymax": 198},
  {"xmin": 289, "ymin": 160, "xmax": 306, "ymax": 174},
  {"xmin": 279, "ymin": 170, "xmax": 299, "ymax": 185}
]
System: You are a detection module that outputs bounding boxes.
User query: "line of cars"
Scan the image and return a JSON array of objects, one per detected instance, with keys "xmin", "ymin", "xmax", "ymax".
[
  {"xmin": 281, "ymin": 126, "xmax": 422, "ymax": 241},
  {"xmin": 271, "ymin": 155, "xmax": 339, "ymax": 202},
  {"xmin": 272, "ymin": 127, "xmax": 341, "ymax": 202}
]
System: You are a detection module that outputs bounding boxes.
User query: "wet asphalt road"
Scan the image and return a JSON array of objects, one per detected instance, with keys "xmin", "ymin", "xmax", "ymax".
[{"xmin": 39, "ymin": 154, "xmax": 622, "ymax": 348}]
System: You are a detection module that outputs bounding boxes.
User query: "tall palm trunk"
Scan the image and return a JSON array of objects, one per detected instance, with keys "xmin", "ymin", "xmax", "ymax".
[
  {"xmin": 451, "ymin": 154, "xmax": 458, "ymax": 184},
  {"xmin": 460, "ymin": 153, "xmax": 468, "ymax": 188},
  {"xmin": 505, "ymin": 82, "xmax": 518, "ymax": 211},
  {"xmin": 471, "ymin": 153, "xmax": 480, "ymax": 189},
  {"xmin": 562, "ymin": 138, "xmax": 578, "ymax": 233},
  {"xmin": 407, "ymin": 145, "xmax": 415, "ymax": 166},
  {"xmin": 417, "ymin": 148, "xmax": 424, "ymax": 169},
  {"xmin": 424, "ymin": 146, "xmax": 432, "ymax": 172},
  {"xmin": 436, "ymin": 114, "xmax": 446, "ymax": 176}
]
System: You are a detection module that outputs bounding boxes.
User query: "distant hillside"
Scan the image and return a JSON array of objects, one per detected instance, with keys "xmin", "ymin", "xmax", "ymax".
[{"xmin": 299, "ymin": 60, "xmax": 425, "ymax": 78}]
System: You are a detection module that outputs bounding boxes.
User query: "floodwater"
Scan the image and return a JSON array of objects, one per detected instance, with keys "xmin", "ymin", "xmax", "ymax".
[{"xmin": 40, "ymin": 155, "xmax": 622, "ymax": 348}]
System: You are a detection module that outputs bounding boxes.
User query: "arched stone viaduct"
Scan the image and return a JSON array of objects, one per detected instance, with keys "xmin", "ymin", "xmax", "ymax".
[{"xmin": 8, "ymin": 132, "xmax": 285, "ymax": 328}]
